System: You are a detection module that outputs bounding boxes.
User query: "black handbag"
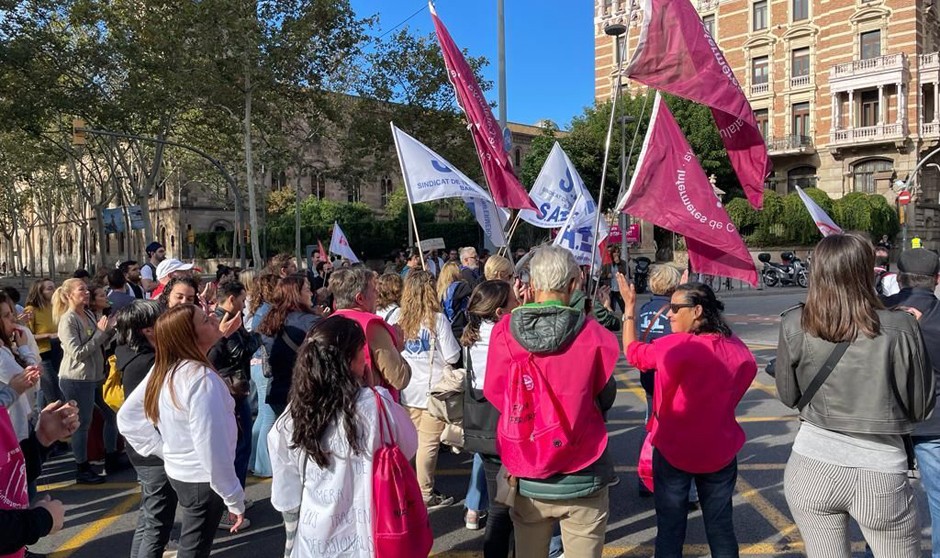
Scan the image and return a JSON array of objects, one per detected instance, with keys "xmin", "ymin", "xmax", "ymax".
[{"xmin": 461, "ymin": 347, "xmax": 500, "ymax": 456}]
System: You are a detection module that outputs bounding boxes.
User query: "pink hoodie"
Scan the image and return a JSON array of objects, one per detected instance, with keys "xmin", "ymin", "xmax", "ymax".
[{"xmin": 627, "ymin": 333, "xmax": 757, "ymax": 474}]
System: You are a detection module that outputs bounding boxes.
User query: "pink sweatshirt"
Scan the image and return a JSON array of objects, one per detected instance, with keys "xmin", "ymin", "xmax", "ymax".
[{"xmin": 627, "ymin": 332, "xmax": 757, "ymax": 473}]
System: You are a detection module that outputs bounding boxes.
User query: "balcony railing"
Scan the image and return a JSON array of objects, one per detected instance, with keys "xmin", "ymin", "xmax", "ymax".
[
  {"xmin": 920, "ymin": 52, "xmax": 939, "ymax": 71},
  {"xmin": 923, "ymin": 122, "xmax": 940, "ymax": 138},
  {"xmin": 790, "ymin": 75, "xmax": 811, "ymax": 88},
  {"xmin": 697, "ymin": 0, "xmax": 719, "ymax": 10},
  {"xmin": 830, "ymin": 123, "xmax": 906, "ymax": 145},
  {"xmin": 750, "ymin": 82, "xmax": 769, "ymax": 95},
  {"xmin": 767, "ymin": 135, "xmax": 814, "ymax": 153},
  {"xmin": 830, "ymin": 53, "xmax": 907, "ymax": 79}
]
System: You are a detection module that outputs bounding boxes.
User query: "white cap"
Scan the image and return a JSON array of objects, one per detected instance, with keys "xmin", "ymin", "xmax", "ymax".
[{"xmin": 156, "ymin": 258, "xmax": 194, "ymax": 280}]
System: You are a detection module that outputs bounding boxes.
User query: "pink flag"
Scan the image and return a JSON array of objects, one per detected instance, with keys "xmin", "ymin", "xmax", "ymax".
[
  {"xmin": 430, "ymin": 3, "xmax": 536, "ymax": 211},
  {"xmin": 618, "ymin": 94, "xmax": 758, "ymax": 286},
  {"xmin": 626, "ymin": 0, "xmax": 771, "ymax": 210}
]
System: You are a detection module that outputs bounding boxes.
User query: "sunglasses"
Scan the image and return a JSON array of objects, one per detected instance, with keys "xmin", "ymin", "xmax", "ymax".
[{"xmin": 669, "ymin": 303, "xmax": 697, "ymax": 313}]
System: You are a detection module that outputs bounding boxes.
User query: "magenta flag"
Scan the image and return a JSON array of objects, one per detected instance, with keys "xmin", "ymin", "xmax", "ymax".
[
  {"xmin": 430, "ymin": 3, "xmax": 536, "ymax": 211},
  {"xmin": 626, "ymin": 0, "xmax": 771, "ymax": 210},
  {"xmin": 618, "ymin": 94, "xmax": 758, "ymax": 286}
]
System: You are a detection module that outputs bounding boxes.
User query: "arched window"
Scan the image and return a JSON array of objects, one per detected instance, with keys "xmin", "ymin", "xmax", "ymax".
[
  {"xmin": 160, "ymin": 226, "xmax": 167, "ymax": 248},
  {"xmin": 852, "ymin": 158, "xmax": 893, "ymax": 194},
  {"xmin": 787, "ymin": 166, "xmax": 817, "ymax": 193},
  {"xmin": 275, "ymin": 170, "xmax": 288, "ymax": 191}
]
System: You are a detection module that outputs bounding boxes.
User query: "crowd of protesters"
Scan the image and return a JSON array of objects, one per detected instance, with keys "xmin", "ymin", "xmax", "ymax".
[{"xmin": 1, "ymin": 231, "xmax": 939, "ymax": 558}]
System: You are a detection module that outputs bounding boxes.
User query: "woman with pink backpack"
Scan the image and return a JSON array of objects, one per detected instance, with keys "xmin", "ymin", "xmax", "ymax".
[{"xmin": 268, "ymin": 316, "xmax": 425, "ymax": 557}]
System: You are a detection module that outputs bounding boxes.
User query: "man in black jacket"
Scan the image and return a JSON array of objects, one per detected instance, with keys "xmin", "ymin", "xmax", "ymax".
[
  {"xmin": 882, "ymin": 248, "xmax": 940, "ymax": 554},
  {"xmin": 207, "ymin": 280, "xmax": 261, "ymax": 527},
  {"xmin": 114, "ymin": 300, "xmax": 177, "ymax": 557}
]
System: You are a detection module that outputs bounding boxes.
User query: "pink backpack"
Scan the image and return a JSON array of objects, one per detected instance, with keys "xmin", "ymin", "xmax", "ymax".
[
  {"xmin": 371, "ymin": 390, "xmax": 433, "ymax": 558},
  {"xmin": 496, "ymin": 354, "xmax": 573, "ymax": 479}
]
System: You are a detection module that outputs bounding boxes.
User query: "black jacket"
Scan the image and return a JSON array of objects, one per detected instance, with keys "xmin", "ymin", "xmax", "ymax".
[
  {"xmin": 115, "ymin": 342, "xmax": 160, "ymax": 467},
  {"xmin": 208, "ymin": 308, "xmax": 261, "ymax": 386},
  {"xmin": 0, "ymin": 506, "xmax": 53, "ymax": 554},
  {"xmin": 884, "ymin": 287, "xmax": 940, "ymax": 437}
]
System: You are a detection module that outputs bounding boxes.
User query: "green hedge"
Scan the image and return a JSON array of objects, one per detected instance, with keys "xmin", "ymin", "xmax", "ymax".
[{"xmin": 726, "ymin": 189, "xmax": 899, "ymax": 246}]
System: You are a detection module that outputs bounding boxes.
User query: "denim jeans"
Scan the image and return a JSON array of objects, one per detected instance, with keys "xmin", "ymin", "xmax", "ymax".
[
  {"xmin": 248, "ymin": 362, "xmax": 274, "ymax": 477},
  {"xmin": 914, "ymin": 436, "xmax": 940, "ymax": 558},
  {"xmin": 233, "ymin": 395, "xmax": 253, "ymax": 489},
  {"xmin": 480, "ymin": 457, "xmax": 514, "ymax": 558},
  {"xmin": 130, "ymin": 463, "xmax": 178, "ymax": 558},
  {"xmin": 465, "ymin": 453, "xmax": 489, "ymax": 512},
  {"xmin": 59, "ymin": 379, "xmax": 117, "ymax": 464},
  {"xmin": 167, "ymin": 477, "xmax": 225, "ymax": 558},
  {"xmin": 653, "ymin": 449, "xmax": 739, "ymax": 558}
]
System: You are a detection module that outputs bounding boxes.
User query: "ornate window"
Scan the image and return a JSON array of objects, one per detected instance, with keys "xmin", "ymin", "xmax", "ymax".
[{"xmin": 852, "ymin": 158, "xmax": 892, "ymax": 193}]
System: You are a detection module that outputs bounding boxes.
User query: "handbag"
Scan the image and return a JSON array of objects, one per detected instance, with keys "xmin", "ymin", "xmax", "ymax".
[
  {"xmin": 372, "ymin": 389, "xmax": 434, "ymax": 558},
  {"xmin": 103, "ymin": 354, "xmax": 124, "ymax": 411},
  {"xmin": 425, "ymin": 333, "xmax": 465, "ymax": 425},
  {"xmin": 462, "ymin": 348, "xmax": 500, "ymax": 456}
]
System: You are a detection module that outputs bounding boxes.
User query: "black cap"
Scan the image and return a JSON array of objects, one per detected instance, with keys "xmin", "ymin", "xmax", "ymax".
[
  {"xmin": 898, "ymin": 248, "xmax": 940, "ymax": 277},
  {"xmin": 146, "ymin": 241, "xmax": 163, "ymax": 255}
]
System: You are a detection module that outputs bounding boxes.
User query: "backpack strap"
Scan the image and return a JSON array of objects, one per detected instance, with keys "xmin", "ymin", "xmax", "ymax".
[
  {"xmin": 372, "ymin": 388, "xmax": 394, "ymax": 446},
  {"xmin": 796, "ymin": 341, "xmax": 850, "ymax": 411},
  {"xmin": 280, "ymin": 329, "xmax": 301, "ymax": 353}
]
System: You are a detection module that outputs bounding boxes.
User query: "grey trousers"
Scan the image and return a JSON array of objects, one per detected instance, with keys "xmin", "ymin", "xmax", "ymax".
[{"xmin": 784, "ymin": 452, "xmax": 920, "ymax": 558}]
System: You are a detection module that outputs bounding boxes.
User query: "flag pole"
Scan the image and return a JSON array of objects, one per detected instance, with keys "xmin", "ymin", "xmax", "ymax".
[
  {"xmin": 499, "ymin": 212, "xmax": 522, "ymax": 256},
  {"xmin": 390, "ymin": 122, "xmax": 427, "ymax": 271}
]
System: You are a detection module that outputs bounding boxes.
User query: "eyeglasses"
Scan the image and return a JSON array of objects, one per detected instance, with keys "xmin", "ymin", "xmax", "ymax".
[{"xmin": 669, "ymin": 303, "xmax": 697, "ymax": 313}]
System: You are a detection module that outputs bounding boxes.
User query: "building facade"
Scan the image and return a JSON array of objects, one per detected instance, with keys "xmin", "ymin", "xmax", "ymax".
[{"xmin": 595, "ymin": 0, "xmax": 940, "ymax": 249}]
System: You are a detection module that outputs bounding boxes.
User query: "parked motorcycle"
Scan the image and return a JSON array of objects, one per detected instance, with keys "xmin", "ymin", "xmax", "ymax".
[
  {"xmin": 632, "ymin": 256, "xmax": 651, "ymax": 294},
  {"xmin": 758, "ymin": 252, "xmax": 808, "ymax": 288}
]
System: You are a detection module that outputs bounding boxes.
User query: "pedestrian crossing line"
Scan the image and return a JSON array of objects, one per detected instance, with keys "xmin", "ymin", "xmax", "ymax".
[
  {"xmin": 614, "ymin": 373, "xmax": 647, "ymax": 400},
  {"xmin": 735, "ymin": 475, "xmax": 801, "ymax": 549},
  {"xmin": 431, "ymin": 543, "xmax": 798, "ymax": 557},
  {"xmin": 49, "ymin": 493, "xmax": 140, "ymax": 558}
]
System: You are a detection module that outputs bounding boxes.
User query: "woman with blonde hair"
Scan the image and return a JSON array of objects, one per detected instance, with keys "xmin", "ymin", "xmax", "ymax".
[
  {"xmin": 483, "ymin": 254, "xmax": 513, "ymax": 282},
  {"xmin": 54, "ymin": 277, "xmax": 117, "ymax": 484},
  {"xmin": 119, "ymin": 304, "xmax": 246, "ymax": 556},
  {"xmin": 25, "ymin": 278, "xmax": 63, "ymax": 406},
  {"xmin": 436, "ymin": 262, "xmax": 472, "ymax": 341},
  {"xmin": 398, "ymin": 270, "xmax": 461, "ymax": 509}
]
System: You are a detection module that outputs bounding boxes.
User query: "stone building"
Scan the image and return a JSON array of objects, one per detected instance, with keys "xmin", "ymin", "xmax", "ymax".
[{"xmin": 595, "ymin": 0, "xmax": 940, "ymax": 249}]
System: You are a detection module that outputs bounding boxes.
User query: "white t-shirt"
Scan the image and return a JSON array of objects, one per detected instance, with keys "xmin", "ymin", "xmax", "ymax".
[
  {"xmin": 268, "ymin": 387, "xmax": 417, "ymax": 558},
  {"xmin": 397, "ymin": 314, "xmax": 461, "ymax": 409},
  {"xmin": 376, "ymin": 305, "xmax": 400, "ymax": 325},
  {"xmin": 467, "ymin": 320, "xmax": 495, "ymax": 391}
]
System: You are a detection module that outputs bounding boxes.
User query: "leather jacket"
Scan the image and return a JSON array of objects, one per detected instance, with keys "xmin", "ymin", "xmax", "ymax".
[{"xmin": 776, "ymin": 305, "xmax": 935, "ymax": 435}]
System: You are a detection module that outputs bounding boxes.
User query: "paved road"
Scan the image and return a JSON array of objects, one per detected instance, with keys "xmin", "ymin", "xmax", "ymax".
[{"xmin": 27, "ymin": 289, "xmax": 934, "ymax": 557}]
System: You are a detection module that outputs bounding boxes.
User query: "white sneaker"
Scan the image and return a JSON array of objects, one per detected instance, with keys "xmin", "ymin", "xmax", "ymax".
[
  {"xmin": 218, "ymin": 513, "xmax": 251, "ymax": 531},
  {"xmin": 244, "ymin": 498, "xmax": 255, "ymax": 511}
]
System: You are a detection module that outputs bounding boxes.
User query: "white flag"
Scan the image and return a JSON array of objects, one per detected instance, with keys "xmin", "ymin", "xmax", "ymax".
[
  {"xmin": 796, "ymin": 186, "xmax": 842, "ymax": 237},
  {"xmin": 519, "ymin": 142, "xmax": 590, "ymax": 228},
  {"xmin": 391, "ymin": 124, "xmax": 492, "ymax": 204},
  {"xmin": 552, "ymin": 194, "xmax": 610, "ymax": 267},
  {"xmin": 465, "ymin": 198, "xmax": 510, "ymax": 247},
  {"xmin": 329, "ymin": 222, "xmax": 360, "ymax": 263}
]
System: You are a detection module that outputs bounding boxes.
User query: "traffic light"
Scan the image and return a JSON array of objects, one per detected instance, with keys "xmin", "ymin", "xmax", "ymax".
[{"xmin": 72, "ymin": 118, "xmax": 87, "ymax": 146}]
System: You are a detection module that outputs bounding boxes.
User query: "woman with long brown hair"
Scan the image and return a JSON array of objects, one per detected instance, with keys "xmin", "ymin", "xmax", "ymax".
[
  {"xmin": 256, "ymin": 275, "xmax": 319, "ymax": 417},
  {"xmin": 397, "ymin": 270, "xmax": 461, "ymax": 509},
  {"xmin": 119, "ymin": 304, "xmax": 246, "ymax": 557},
  {"xmin": 25, "ymin": 278, "xmax": 63, "ymax": 406},
  {"xmin": 54, "ymin": 277, "xmax": 116, "ymax": 484},
  {"xmin": 776, "ymin": 232, "xmax": 934, "ymax": 558}
]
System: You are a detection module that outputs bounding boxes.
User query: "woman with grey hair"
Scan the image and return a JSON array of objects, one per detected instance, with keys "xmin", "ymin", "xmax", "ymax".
[{"xmin": 114, "ymin": 300, "xmax": 179, "ymax": 558}]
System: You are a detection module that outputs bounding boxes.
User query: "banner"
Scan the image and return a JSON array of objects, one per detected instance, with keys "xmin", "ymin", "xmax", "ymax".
[
  {"xmin": 626, "ymin": 0, "xmax": 771, "ymax": 210},
  {"xmin": 126, "ymin": 205, "xmax": 145, "ymax": 231},
  {"xmin": 102, "ymin": 207, "xmax": 125, "ymax": 235},
  {"xmin": 430, "ymin": 2, "xmax": 536, "ymax": 211},
  {"xmin": 465, "ymin": 199, "xmax": 510, "ymax": 247},
  {"xmin": 796, "ymin": 186, "xmax": 842, "ymax": 237},
  {"xmin": 618, "ymin": 94, "xmax": 757, "ymax": 286},
  {"xmin": 519, "ymin": 142, "xmax": 591, "ymax": 228},
  {"xmin": 553, "ymin": 194, "xmax": 609, "ymax": 268},
  {"xmin": 317, "ymin": 240, "xmax": 328, "ymax": 262},
  {"xmin": 329, "ymin": 222, "xmax": 360, "ymax": 263},
  {"xmin": 392, "ymin": 124, "xmax": 493, "ymax": 204}
]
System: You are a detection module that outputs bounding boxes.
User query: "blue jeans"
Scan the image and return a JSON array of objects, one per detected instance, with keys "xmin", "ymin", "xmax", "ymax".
[
  {"xmin": 130, "ymin": 463, "xmax": 178, "ymax": 558},
  {"xmin": 59, "ymin": 379, "xmax": 117, "ymax": 464},
  {"xmin": 38, "ymin": 342, "xmax": 64, "ymax": 408},
  {"xmin": 914, "ymin": 436, "xmax": 940, "ymax": 558},
  {"xmin": 248, "ymin": 362, "xmax": 274, "ymax": 477},
  {"xmin": 465, "ymin": 453, "xmax": 489, "ymax": 512},
  {"xmin": 653, "ymin": 449, "xmax": 739, "ymax": 558},
  {"xmin": 234, "ymin": 395, "xmax": 253, "ymax": 489}
]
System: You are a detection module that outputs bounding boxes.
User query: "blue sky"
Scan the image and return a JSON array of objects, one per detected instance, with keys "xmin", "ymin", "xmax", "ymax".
[{"xmin": 349, "ymin": 1, "xmax": 595, "ymax": 129}]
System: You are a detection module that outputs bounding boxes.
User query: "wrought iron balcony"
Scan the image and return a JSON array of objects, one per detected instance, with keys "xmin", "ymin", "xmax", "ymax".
[{"xmin": 766, "ymin": 135, "xmax": 814, "ymax": 155}]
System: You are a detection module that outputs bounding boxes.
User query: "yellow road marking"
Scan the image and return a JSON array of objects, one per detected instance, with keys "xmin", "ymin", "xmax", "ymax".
[
  {"xmin": 49, "ymin": 493, "xmax": 141, "ymax": 558},
  {"xmin": 749, "ymin": 381, "xmax": 778, "ymax": 397},
  {"xmin": 38, "ymin": 481, "xmax": 138, "ymax": 492},
  {"xmin": 735, "ymin": 475, "xmax": 801, "ymax": 549}
]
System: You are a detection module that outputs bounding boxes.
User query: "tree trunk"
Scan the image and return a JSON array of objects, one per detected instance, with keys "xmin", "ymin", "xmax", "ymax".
[
  {"xmin": 295, "ymin": 176, "xmax": 302, "ymax": 267},
  {"xmin": 46, "ymin": 223, "xmax": 55, "ymax": 279},
  {"xmin": 93, "ymin": 206, "xmax": 106, "ymax": 270},
  {"xmin": 244, "ymin": 70, "xmax": 262, "ymax": 266}
]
